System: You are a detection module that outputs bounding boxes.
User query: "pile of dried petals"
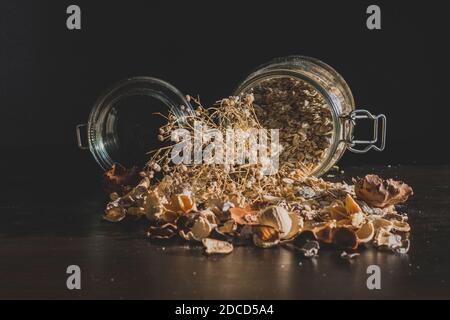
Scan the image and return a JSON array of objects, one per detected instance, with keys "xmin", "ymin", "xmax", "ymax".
[{"xmin": 103, "ymin": 95, "xmax": 414, "ymax": 257}]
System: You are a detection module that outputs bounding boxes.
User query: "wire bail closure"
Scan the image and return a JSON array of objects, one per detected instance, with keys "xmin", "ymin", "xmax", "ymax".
[{"xmin": 341, "ymin": 109, "xmax": 387, "ymax": 154}]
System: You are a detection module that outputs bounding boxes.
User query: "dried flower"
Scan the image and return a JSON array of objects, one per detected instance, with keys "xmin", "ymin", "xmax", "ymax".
[{"xmin": 100, "ymin": 92, "xmax": 414, "ymax": 258}]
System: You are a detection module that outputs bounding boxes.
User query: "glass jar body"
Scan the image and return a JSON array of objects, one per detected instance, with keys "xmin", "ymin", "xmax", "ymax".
[
  {"xmin": 234, "ymin": 55, "xmax": 386, "ymax": 177},
  {"xmin": 76, "ymin": 77, "xmax": 194, "ymax": 170}
]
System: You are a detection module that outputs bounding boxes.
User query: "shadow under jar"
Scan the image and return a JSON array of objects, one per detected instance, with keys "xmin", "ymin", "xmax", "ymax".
[{"xmin": 233, "ymin": 55, "xmax": 386, "ymax": 177}]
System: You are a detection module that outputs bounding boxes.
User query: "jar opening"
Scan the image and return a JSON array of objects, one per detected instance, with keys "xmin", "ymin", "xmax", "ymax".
[{"xmin": 87, "ymin": 77, "xmax": 192, "ymax": 170}]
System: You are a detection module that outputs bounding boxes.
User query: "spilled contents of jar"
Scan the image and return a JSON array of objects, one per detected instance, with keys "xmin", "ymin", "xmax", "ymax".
[
  {"xmin": 102, "ymin": 91, "xmax": 413, "ymax": 258},
  {"xmin": 250, "ymin": 77, "xmax": 333, "ymax": 173}
]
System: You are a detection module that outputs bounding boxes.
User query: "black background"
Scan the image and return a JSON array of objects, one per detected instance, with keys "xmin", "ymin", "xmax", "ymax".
[
  {"xmin": 1, "ymin": 0, "xmax": 450, "ymax": 301},
  {"xmin": 0, "ymin": 0, "xmax": 449, "ymax": 192}
]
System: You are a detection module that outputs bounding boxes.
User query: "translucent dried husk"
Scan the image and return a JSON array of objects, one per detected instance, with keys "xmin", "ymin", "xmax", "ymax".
[
  {"xmin": 164, "ymin": 193, "xmax": 196, "ymax": 215},
  {"xmin": 253, "ymin": 225, "xmax": 280, "ymax": 248},
  {"xmin": 284, "ymin": 213, "xmax": 303, "ymax": 240},
  {"xmin": 374, "ymin": 229, "xmax": 402, "ymax": 248},
  {"xmin": 356, "ymin": 221, "xmax": 375, "ymax": 243},
  {"xmin": 329, "ymin": 204, "xmax": 348, "ymax": 221},
  {"xmin": 202, "ymin": 238, "xmax": 233, "ymax": 255},
  {"xmin": 345, "ymin": 194, "xmax": 362, "ymax": 214},
  {"xmin": 350, "ymin": 212, "xmax": 365, "ymax": 228},
  {"xmin": 371, "ymin": 217, "xmax": 394, "ymax": 232},
  {"xmin": 391, "ymin": 220, "xmax": 411, "ymax": 232},
  {"xmin": 257, "ymin": 206, "xmax": 293, "ymax": 239},
  {"xmin": 178, "ymin": 215, "xmax": 213, "ymax": 241},
  {"xmin": 103, "ymin": 207, "xmax": 126, "ymax": 222}
]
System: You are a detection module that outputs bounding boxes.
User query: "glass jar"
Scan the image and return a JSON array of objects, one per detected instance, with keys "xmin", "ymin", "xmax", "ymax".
[
  {"xmin": 233, "ymin": 55, "xmax": 386, "ymax": 177},
  {"xmin": 77, "ymin": 56, "xmax": 386, "ymax": 176},
  {"xmin": 76, "ymin": 77, "xmax": 194, "ymax": 170}
]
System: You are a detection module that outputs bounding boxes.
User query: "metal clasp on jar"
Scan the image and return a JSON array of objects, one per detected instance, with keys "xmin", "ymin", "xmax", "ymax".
[{"xmin": 340, "ymin": 109, "xmax": 387, "ymax": 154}]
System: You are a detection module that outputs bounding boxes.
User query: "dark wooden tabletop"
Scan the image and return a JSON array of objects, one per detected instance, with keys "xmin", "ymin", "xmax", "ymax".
[{"xmin": 1, "ymin": 165, "xmax": 449, "ymax": 300}]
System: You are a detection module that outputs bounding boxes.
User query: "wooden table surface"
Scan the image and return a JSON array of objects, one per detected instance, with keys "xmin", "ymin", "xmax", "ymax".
[{"xmin": 1, "ymin": 165, "xmax": 449, "ymax": 299}]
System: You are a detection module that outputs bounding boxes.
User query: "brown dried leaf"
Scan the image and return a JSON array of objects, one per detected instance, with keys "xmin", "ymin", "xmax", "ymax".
[
  {"xmin": 102, "ymin": 163, "xmax": 139, "ymax": 195},
  {"xmin": 332, "ymin": 227, "xmax": 358, "ymax": 250},
  {"xmin": 315, "ymin": 222, "xmax": 335, "ymax": 244},
  {"xmin": 229, "ymin": 206, "xmax": 256, "ymax": 225},
  {"xmin": 103, "ymin": 207, "xmax": 126, "ymax": 222},
  {"xmin": 354, "ymin": 174, "xmax": 413, "ymax": 208}
]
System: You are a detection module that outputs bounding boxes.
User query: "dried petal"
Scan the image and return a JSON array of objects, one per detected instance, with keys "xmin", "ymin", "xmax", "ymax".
[
  {"xmin": 350, "ymin": 211, "xmax": 365, "ymax": 228},
  {"xmin": 329, "ymin": 204, "xmax": 348, "ymax": 221},
  {"xmin": 147, "ymin": 223, "xmax": 178, "ymax": 240},
  {"xmin": 202, "ymin": 238, "xmax": 233, "ymax": 255},
  {"xmin": 315, "ymin": 222, "xmax": 336, "ymax": 244},
  {"xmin": 391, "ymin": 220, "xmax": 411, "ymax": 233},
  {"xmin": 257, "ymin": 206, "xmax": 292, "ymax": 239},
  {"xmin": 216, "ymin": 219, "xmax": 237, "ymax": 235},
  {"xmin": 292, "ymin": 230, "xmax": 317, "ymax": 248},
  {"xmin": 178, "ymin": 214, "xmax": 213, "ymax": 241},
  {"xmin": 103, "ymin": 207, "xmax": 126, "ymax": 222},
  {"xmin": 229, "ymin": 206, "xmax": 256, "ymax": 225},
  {"xmin": 332, "ymin": 227, "xmax": 358, "ymax": 250},
  {"xmin": 186, "ymin": 217, "xmax": 213, "ymax": 241},
  {"xmin": 199, "ymin": 209, "xmax": 220, "ymax": 225},
  {"xmin": 206, "ymin": 199, "xmax": 234, "ymax": 222},
  {"xmin": 394, "ymin": 239, "xmax": 410, "ymax": 254},
  {"xmin": 336, "ymin": 219, "xmax": 352, "ymax": 227},
  {"xmin": 356, "ymin": 221, "xmax": 375, "ymax": 243},
  {"xmin": 284, "ymin": 213, "xmax": 303, "ymax": 240},
  {"xmin": 164, "ymin": 194, "xmax": 196, "ymax": 215},
  {"xmin": 127, "ymin": 207, "xmax": 145, "ymax": 216},
  {"xmin": 144, "ymin": 188, "xmax": 166, "ymax": 221},
  {"xmin": 253, "ymin": 225, "xmax": 280, "ymax": 248},
  {"xmin": 354, "ymin": 175, "xmax": 413, "ymax": 208},
  {"xmin": 371, "ymin": 217, "xmax": 394, "ymax": 232},
  {"xmin": 345, "ymin": 194, "xmax": 362, "ymax": 214},
  {"xmin": 102, "ymin": 163, "xmax": 139, "ymax": 195},
  {"xmin": 374, "ymin": 229, "xmax": 402, "ymax": 248}
]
